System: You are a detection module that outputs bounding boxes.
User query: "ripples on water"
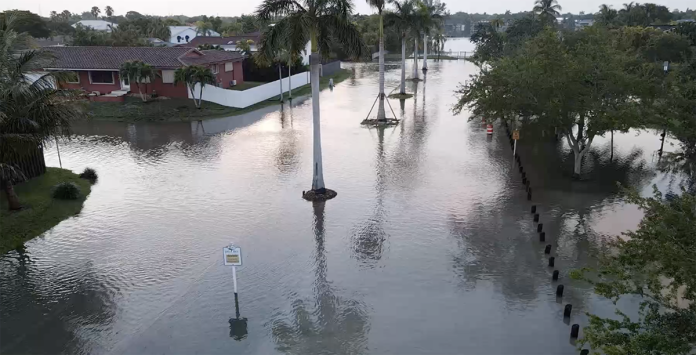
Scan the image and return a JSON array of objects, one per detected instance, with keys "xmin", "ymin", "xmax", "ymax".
[{"xmin": 0, "ymin": 58, "xmax": 676, "ymax": 354}]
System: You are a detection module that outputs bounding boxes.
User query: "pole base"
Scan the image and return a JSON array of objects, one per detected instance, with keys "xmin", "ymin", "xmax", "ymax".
[{"xmin": 302, "ymin": 188, "xmax": 337, "ymax": 201}]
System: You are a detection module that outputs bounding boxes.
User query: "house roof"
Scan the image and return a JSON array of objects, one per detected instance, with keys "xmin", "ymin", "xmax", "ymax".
[
  {"xmin": 169, "ymin": 26, "xmax": 221, "ymax": 37},
  {"xmin": 183, "ymin": 32, "xmax": 261, "ymax": 47},
  {"xmin": 73, "ymin": 20, "xmax": 117, "ymax": 31},
  {"xmin": 44, "ymin": 47, "xmax": 244, "ymax": 70}
]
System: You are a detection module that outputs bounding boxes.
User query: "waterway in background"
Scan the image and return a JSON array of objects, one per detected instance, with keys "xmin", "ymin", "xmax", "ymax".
[{"xmin": 0, "ymin": 57, "xmax": 682, "ymax": 354}]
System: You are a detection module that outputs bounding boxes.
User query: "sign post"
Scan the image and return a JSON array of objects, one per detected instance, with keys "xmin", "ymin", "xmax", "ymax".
[
  {"xmin": 512, "ymin": 130, "xmax": 520, "ymax": 157},
  {"xmin": 224, "ymin": 245, "xmax": 247, "ymax": 340}
]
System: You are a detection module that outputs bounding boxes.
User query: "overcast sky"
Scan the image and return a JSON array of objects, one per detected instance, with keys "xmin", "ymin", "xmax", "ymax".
[{"xmin": 2, "ymin": 0, "xmax": 693, "ymax": 18}]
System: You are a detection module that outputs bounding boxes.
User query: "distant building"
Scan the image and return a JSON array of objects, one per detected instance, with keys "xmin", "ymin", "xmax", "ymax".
[
  {"xmin": 182, "ymin": 32, "xmax": 312, "ymax": 65},
  {"xmin": 72, "ymin": 20, "xmax": 117, "ymax": 32},
  {"xmin": 169, "ymin": 26, "xmax": 220, "ymax": 45},
  {"xmin": 575, "ymin": 19, "xmax": 594, "ymax": 30},
  {"xmin": 676, "ymin": 19, "xmax": 695, "ymax": 23}
]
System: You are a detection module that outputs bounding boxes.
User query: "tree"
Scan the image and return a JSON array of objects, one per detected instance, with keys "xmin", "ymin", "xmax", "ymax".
[
  {"xmin": 145, "ymin": 18, "xmax": 171, "ymax": 41},
  {"xmin": 573, "ymin": 188, "xmax": 696, "ymax": 355},
  {"xmin": 239, "ymin": 14, "xmax": 260, "ymax": 33},
  {"xmin": 195, "ymin": 21, "xmax": 214, "ymax": 36},
  {"xmin": 596, "ymin": 4, "xmax": 619, "ymax": 27},
  {"xmin": 490, "ymin": 17, "xmax": 505, "ymax": 30},
  {"xmin": 125, "ymin": 11, "xmax": 144, "ymax": 20},
  {"xmin": 174, "ymin": 66, "xmax": 216, "ymax": 109},
  {"xmin": 433, "ymin": 28, "xmax": 446, "ymax": 59},
  {"xmin": 417, "ymin": 0, "xmax": 447, "ymax": 71},
  {"xmin": 385, "ymin": 0, "xmax": 417, "ymax": 96},
  {"xmin": 235, "ymin": 39, "xmax": 254, "ymax": 57},
  {"xmin": 210, "ymin": 16, "xmax": 223, "ymax": 33},
  {"xmin": 675, "ymin": 22, "xmax": 696, "ymax": 47},
  {"xmin": 119, "ymin": 61, "xmax": 156, "ymax": 102},
  {"xmin": 533, "ymin": 0, "xmax": 562, "ymax": 24},
  {"xmin": 90, "ymin": 6, "xmax": 101, "ymax": 19},
  {"xmin": 366, "ymin": 0, "xmax": 388, "ymax": 121},
  {"xmin": 221, "ymin": 22, "xmax": 243, "ymax": 36},
  {"xmin": 0, "ymin": 10, "xmax": 50, "ymax": 38},
  {"xmin": 108, "ymin": 25, "xmax": 149, "ymax": 46},
  {"xmin": 257, "ymin": 0, "xmax": 364, "ymax": 196},
  {"xmin": 105, "ymin": 6, "xmax": 114, "ymax": 18},
  {"xmin": 0, "ymin": 14, "xmax": 83, "ymax": 210},
  {"xmin": 70, "ymin": 24, "xmax": 110, "ymax": 46}
]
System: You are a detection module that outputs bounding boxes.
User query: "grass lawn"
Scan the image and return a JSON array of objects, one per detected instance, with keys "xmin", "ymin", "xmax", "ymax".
[
  {"xmin": 0, "ymin": 168, "xmax": 92, "ymax": 254},
  {"xmin": 229, "ymin": 81, "xmax": 266, "ymax": 91},
  {"xmin": 86, "ymin": 69, "xmax": 352, "ymax": 122}
]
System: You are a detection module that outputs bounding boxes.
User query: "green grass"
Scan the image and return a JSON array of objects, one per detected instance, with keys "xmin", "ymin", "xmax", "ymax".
[
  {"xmin": 86, "ymin": 69, "xmax": 352, "ymax": 122},
  {"xmin": 0, "ymin": 168, "xmax": 92, "ymax": 254},
  {"xmin": 229, "ymin": 81, "xmax": 266, "ymax": 91}
]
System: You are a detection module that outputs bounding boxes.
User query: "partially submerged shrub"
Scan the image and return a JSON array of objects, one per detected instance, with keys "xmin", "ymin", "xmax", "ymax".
[
  {"xmin": 52, "ymin": 182, "xmax": 81, "ymax": 200},
  {"xmin": 79, "ymin": 167, "xmax": 98, "ymax": 181}
]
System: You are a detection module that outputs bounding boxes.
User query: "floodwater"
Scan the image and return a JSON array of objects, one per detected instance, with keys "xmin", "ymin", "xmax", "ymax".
[{"xmin": 0, "ymin": 57, "xmax": 681, "ymax": 354}]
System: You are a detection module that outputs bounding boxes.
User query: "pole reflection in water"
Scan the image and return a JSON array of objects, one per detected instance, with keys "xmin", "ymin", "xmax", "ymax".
[{"xmin": 270, "ymin": 202, "xmax": 370, "ymax": 354}]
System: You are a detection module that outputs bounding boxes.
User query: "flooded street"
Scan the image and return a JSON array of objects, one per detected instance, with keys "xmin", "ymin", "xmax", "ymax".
[{"xmin": 0, "ymin": 56, "xmax": 676, "ymax": 354}]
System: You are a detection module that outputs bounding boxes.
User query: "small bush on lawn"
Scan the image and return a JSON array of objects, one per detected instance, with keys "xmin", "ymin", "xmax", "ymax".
[
  {"xmin": 52, "ymin": 182, "xmax": 81, "ymax": 200},
  {"xmin": 79, "ymin": 167, "xmax": 98, "ymax": 181}
]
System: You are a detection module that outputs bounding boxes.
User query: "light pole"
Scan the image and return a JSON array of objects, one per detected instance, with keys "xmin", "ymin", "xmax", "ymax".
[{"xmin": 659, "ymin": 61, "xmax": 669, "ymax": 157}]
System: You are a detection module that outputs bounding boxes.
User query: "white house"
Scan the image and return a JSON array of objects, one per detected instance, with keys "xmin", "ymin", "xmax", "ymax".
[
  {"xmin": 169, "ymin": 26, "xmax": 220, "ymax": 44},
  {"xmin": 73, "ymin": 20, "xmax": 117, "ymax": 32}
]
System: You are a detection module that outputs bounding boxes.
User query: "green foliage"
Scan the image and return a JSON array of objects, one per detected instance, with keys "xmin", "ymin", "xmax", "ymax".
[
  {"xmin": 174, "ymin": 65, "xmax": 216, "ymax": 109},
  {"xmin": 198, "ymin": 44, "xmax": 224, "ymax": 51},
  {"xmin": 119, "ymin": 60, "xmax": 156, "ymax": 102},
  {"xmin": 0, "ymin": 10, "xmax": 50, "ymax": 38},
  {"xmin": 675, "ymin": 22, "xmax": 696, "ymax": 47},
  {"xmin": 79, "ymin": 167, "xmax": 98, "ymax": 181},
  {"xmin": 221, "ymin": 22, "xmax": 243, "ymax": 36},
  {"xmin": 533, "ymin": 0, "xmax": 562, "ymax": 25},
  {"xmin": 195, "ymin": 21, "xmax": 215, "ymax": 36},
  {"xmin": 235, "ymin": 40, "xmax": 254, "ymax": 57},
  {"xmin": 574, "ymin": 188, "xmax": 696, "ymax": 355},
  {"xmin": 90, "ymin": 6, "xmax": 101, "ymax": 19},
  {"xmin": 52, "ymin": 182, "xmax": 81, "ymax": 200}
]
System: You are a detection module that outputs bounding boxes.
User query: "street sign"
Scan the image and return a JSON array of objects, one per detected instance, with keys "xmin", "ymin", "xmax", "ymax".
[
  {"xmin": 513, "ymin": 130, "xmax": 520, "ymax": 140},
  {"xmin": 223, "ymin": 245, "xmax": 242, "ymax": 266}
]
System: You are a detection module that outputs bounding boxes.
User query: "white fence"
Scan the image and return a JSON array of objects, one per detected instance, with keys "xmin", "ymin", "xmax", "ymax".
[{"xmin": 189, "ymin": 71, "xmax": 310, "ymax": 109}]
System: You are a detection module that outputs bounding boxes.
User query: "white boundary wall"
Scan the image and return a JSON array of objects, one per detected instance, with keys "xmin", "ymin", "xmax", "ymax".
[{"xmin": 189, "ymin": 71, "xmax": 310, "ymax": 109}]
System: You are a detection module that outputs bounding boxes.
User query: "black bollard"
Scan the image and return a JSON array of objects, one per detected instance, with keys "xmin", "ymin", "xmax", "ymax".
[
  {"xmin": 571, "ymin": 324, "xmax": 580, "ymax": 338},
  {"xmin": 523, "ymin": 177, "xmax": 527, "ymax": 185},
  {"xmin": 540, "ymin": 232, "xmax": 546, "ymax": 242},
  {"xmin": 564, "ymin": 304, "xmax": 573, "ymax": 318},
  {"xmin": 552, "ymin": 270, "xmax": 559, "ymax": 280},
  {"xmin": 519, "ymin": 166, "xmax": 523, "ymax": 173},
  {"xmin": 534, "ymin": 213, "xmax": 540, "ymax": 222},
  {"xmin": 537, "ymin": 223, "xmax": 543, "ymax": 233},
  {"xmin": 522, "ymin": 172, "xmax": 526, "ymax": 179},
  {"xmin": 548, "ymin": 257, "xmax": 555, "ymax": 267},
  {"xmin": 545, "ymin": 244, "xmax": 552, "ymax": 254},
  {"xmin": 556, "ymin": 285, "xmax": 564, "ymax": 297},
  {"xmin": 580, "ymin": 350, "xmax": 589, "ymax": 355},
  {"xmin": 527, "ymin": 186, "xmax": 532, "ymax": 194},
  {"xmin": 527, "ymin": 192, "xmax": 532, "ymax": 200},
  {"xmin": 531, "ymin": 205, "xmax": 537, "ymax": 213}
]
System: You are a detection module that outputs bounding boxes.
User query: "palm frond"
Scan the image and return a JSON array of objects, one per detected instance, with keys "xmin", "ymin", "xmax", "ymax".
[
  {"xmin": 256, "ymin": 0, "xmax": 305, "ymax": 21},
  {"xmin": 318, "ymin": 14, "xmax": 365, "ymax": 59}
]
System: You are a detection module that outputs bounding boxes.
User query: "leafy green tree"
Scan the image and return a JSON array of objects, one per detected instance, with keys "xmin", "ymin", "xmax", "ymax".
[
  {"xmin": 385, "ymin": 0, "xmax": 417, "ymax": 95},
  {"xmin": 0, "ymin": 15, "xmax": 83, "ymax": 209},
  {"xmin": 70, "ymin": 24, "xmax": 110, "ymax": 45},
  {"xmin": 195, "ymin": 21, "xmax": 214, "ymax": 36},
  {"xmin": 533, "ymin": 0, "xmax": 562, "ymax": 24},
  {"xmin": 119, "ymin": 60, "xmax": 156, "ymax": 102},
  {"xmin": 221, "ymin": 22, "xmax": 243, "ymax": 36},
  {"xmin": 0, "ymin": 10, "xmax": 50, "ymax": 38},
  {"xmin": 235, "ymin": 39, "xmax": 254, "ymax": 56},
  {"xmin": 596, "ymin": 4, "xmax": 619, "ymax": 27},
  {"xmin": 675, "ymin": 22, "xmax": 696, "ymax": 47},
  {"xmin": 90, "ymin": 6, "xmax": 101, "ymax": 19},
  {"xmin": 257, "ymin": 0, "xmax": 364, "ymax": 195},
  {"xmin": 573, "ymin": 188, "xmax": 696, "ymax": 355},
  {"xmin": 108, "ymin": 25, "xmax": 149, "ymax": 46},
  {"xmin": 174, "ymin": 65, "xmax": 216, "ymax": 109},
  {"xmin": 239, "ymin": 14, "xmax": 260, "ymax": 33},
  {"xmin": 145, "ymin": 18, "xmax": 171, "ymax": 41},
  {"xmin": 198, "ymin": 44, "xmax": 224, "ymax": 51},
  {"xmin": 433, "ymin": 28, "xmax": 447, "ymax": 59},
  {"xmin": 469, "ymin": 22, "xmax": 504, "ymax": 64},
  {"xmin": 210, "ymin": 16, "xmax": 223, "ymax": 33}
]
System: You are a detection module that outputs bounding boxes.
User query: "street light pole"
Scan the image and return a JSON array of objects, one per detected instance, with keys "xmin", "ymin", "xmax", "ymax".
[{"xmin": 659, "ymin": 61, "xmax": 669, "ymax": 157}]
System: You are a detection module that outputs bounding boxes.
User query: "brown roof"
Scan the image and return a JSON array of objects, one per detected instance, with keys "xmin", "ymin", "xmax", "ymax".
[
  {"xmin": 183, "ymin": 32, "xmax": 261, "ymax": 47},
  {"xmin": 44, "ymin": 46, "xmax": 244, "ymax": 70}
]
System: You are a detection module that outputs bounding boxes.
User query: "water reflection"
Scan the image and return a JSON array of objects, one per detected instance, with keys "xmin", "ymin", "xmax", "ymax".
[
  {"xmin": 275, "ymin": 106, "xmax": 301, "ymax": 176},
  {"xmin": 271, "ymin": 203, "xmax": 370, "ymax": 354}
]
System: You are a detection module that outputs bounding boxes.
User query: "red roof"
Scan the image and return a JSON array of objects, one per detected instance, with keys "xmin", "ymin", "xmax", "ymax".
[{"xmin": 44, "ymin": 46, "xmax": 244, "ymax": 70}]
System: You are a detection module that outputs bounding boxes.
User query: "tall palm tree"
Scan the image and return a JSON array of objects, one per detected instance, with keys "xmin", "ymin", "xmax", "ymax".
[
  {"xmin": 257, "ymin": 0, "xmax": 364, "ymax": 197},
  {"xmin": 1, "ymin": 15, "xmax": 83, "ymax": 210},
  {"xmin": 533, "ymin": 0, "xmax": 562, "ymax": 24},
  {"xmin": 385, "ymin": 0, "xmax": 417, "ymax": 95},
  {"xmin": 119, "ymin": 60, "xmax": 156, "ymax": 102},
  {"xmin": 418, "ymin": 0, "xmax": 446, "ymax": 71},
  {"xmin": 104, "ymin": 6, "xmax": 114, "ymax": 18},
  {"xmin": 174, "ymin": 65, "xmax": 216, "ymax": 109},
  {"xmin": 597, "ymin": 4, "xmax": 618, "ymax": 26},
  {"xmin": 367, "ymin": 0, "xmax": 387, "ymax": 121},
  {"xmin": 490, "ymin": 17, "xmax": 505, "ymax": 30},
  {"xmin": 90, "ymin": 6, "xmax": 101, "ymax": 19},
  {"xmin": 433, "ymin": 28, "xmax": 446, "ymax": 59}
]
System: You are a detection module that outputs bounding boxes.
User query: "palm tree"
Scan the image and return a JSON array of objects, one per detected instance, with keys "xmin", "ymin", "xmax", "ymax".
[
  {"xmin": 385, "ymin": 0, "xmax": 417, "ymax": 95},
  {"xmin": 90, "ymin": 6, "xmax": 101, "ymax": 19},
  {"xmin": 490, "ymin": 17, "xmax": 505, "ymax": 30},
  {"xmin": 366, "ymin": 0, "xmax": 388, "ymax": 121},
  {"xmin": 104, "ymin": 6, "xmax": 114, "ymax": 18},
  {"xmin": 433, "ymin": 28, "xmax": 446, "ymax": 59},
  {"xmin": 146, "ymin": 18, "xmax": 171, "ymax": 42},
  {"xmin": 257, "ymin": 0, "xmax": 364, "ymax": 197},
  {"xmin": 1, "ymin": 15, "xmax": 83, "ymax": 210},
  {"xmin": 533, "ymin": 0, "xmax": 562, "ymax": 24},
  {"xmin": 174, "ymin": 65, "xmax": 216, "ymax": 109},
  {"xmin": 597, "ymin": 4, "xmax": 618, "ymax": 26},
  {"xmin": 119, "ymin": 60, "xmax": 156, "ymax": 102},
  {"xmin": 418, "ymin": 0, "xmax": 446, "ymax": 71},
  {"xmin": 195, "ymin": 21, "xmax": 214, "ymax": 36}
]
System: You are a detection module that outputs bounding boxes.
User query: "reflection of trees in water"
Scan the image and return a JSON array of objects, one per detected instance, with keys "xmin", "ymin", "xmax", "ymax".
[
  {"xmin": 0, "ymin": 252, "xmax": 116, "ymax": 354},
  {"xmin": 275, "ymin": 106, "xmax": 301, "ymax": 176},
  {"xmin": 271, "ymin": 202, "xmax": 369, "ymax": 355},
  {"xmin": 658, "ymin": 149, "xmax": 696, "ymax": 194},
  {"xmin": 391, "ymin": 81, "xmax": 428, "ymax": 191},
  {"xmin": 350, "ymin": 128, "xmax": 389, "ymax": 265}
]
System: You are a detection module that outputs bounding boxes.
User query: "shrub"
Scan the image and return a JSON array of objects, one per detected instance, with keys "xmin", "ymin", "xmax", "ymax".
[
  {"xmin": 79, "ymin": 167, "xmax": 98, "ymax": 181},
  {"xmin": 52, "ymin": 182, "xmax": 81, "ymax": 200}
]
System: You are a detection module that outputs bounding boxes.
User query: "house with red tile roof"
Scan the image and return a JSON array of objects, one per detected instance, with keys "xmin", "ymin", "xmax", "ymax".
[{"xmin": 44, "ymin": 47, "xmax": 245, "ymax": 99}]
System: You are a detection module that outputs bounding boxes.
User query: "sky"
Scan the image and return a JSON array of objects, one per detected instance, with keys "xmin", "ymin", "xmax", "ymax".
[{"xmin": 1, "ymin": 0, "xmax": 693, "ymax": 18}]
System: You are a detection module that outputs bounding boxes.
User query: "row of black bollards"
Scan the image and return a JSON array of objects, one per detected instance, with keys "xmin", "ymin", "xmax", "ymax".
[{"xmin": 502, "ymin": 121, "xmax": 583, "ymax": 345}]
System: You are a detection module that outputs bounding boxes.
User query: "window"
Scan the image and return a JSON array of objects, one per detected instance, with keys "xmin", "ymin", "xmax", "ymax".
[
  {"xmin": 224, "ymin": 62, "xmax": 234, "ymax": 72},
  {"xmin": 89, "ymin": 71, "xmax": 114, "ymax": 84},
  {"xmin": 66, "ymin": 71, "xmax": 80, "ymax": 84},
  {"xmin": 162, "ymin": 70, "xmax": 175, "ymax": 84},
  {"xmin": 211, "ymin": 64, "xmax": 219, "ymax": 74}
]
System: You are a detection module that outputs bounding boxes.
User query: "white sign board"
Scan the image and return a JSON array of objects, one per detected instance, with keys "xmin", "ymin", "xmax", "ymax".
[{"xmin": 223, "ymin": 246, "xmax": 242, "ymax": 266}]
